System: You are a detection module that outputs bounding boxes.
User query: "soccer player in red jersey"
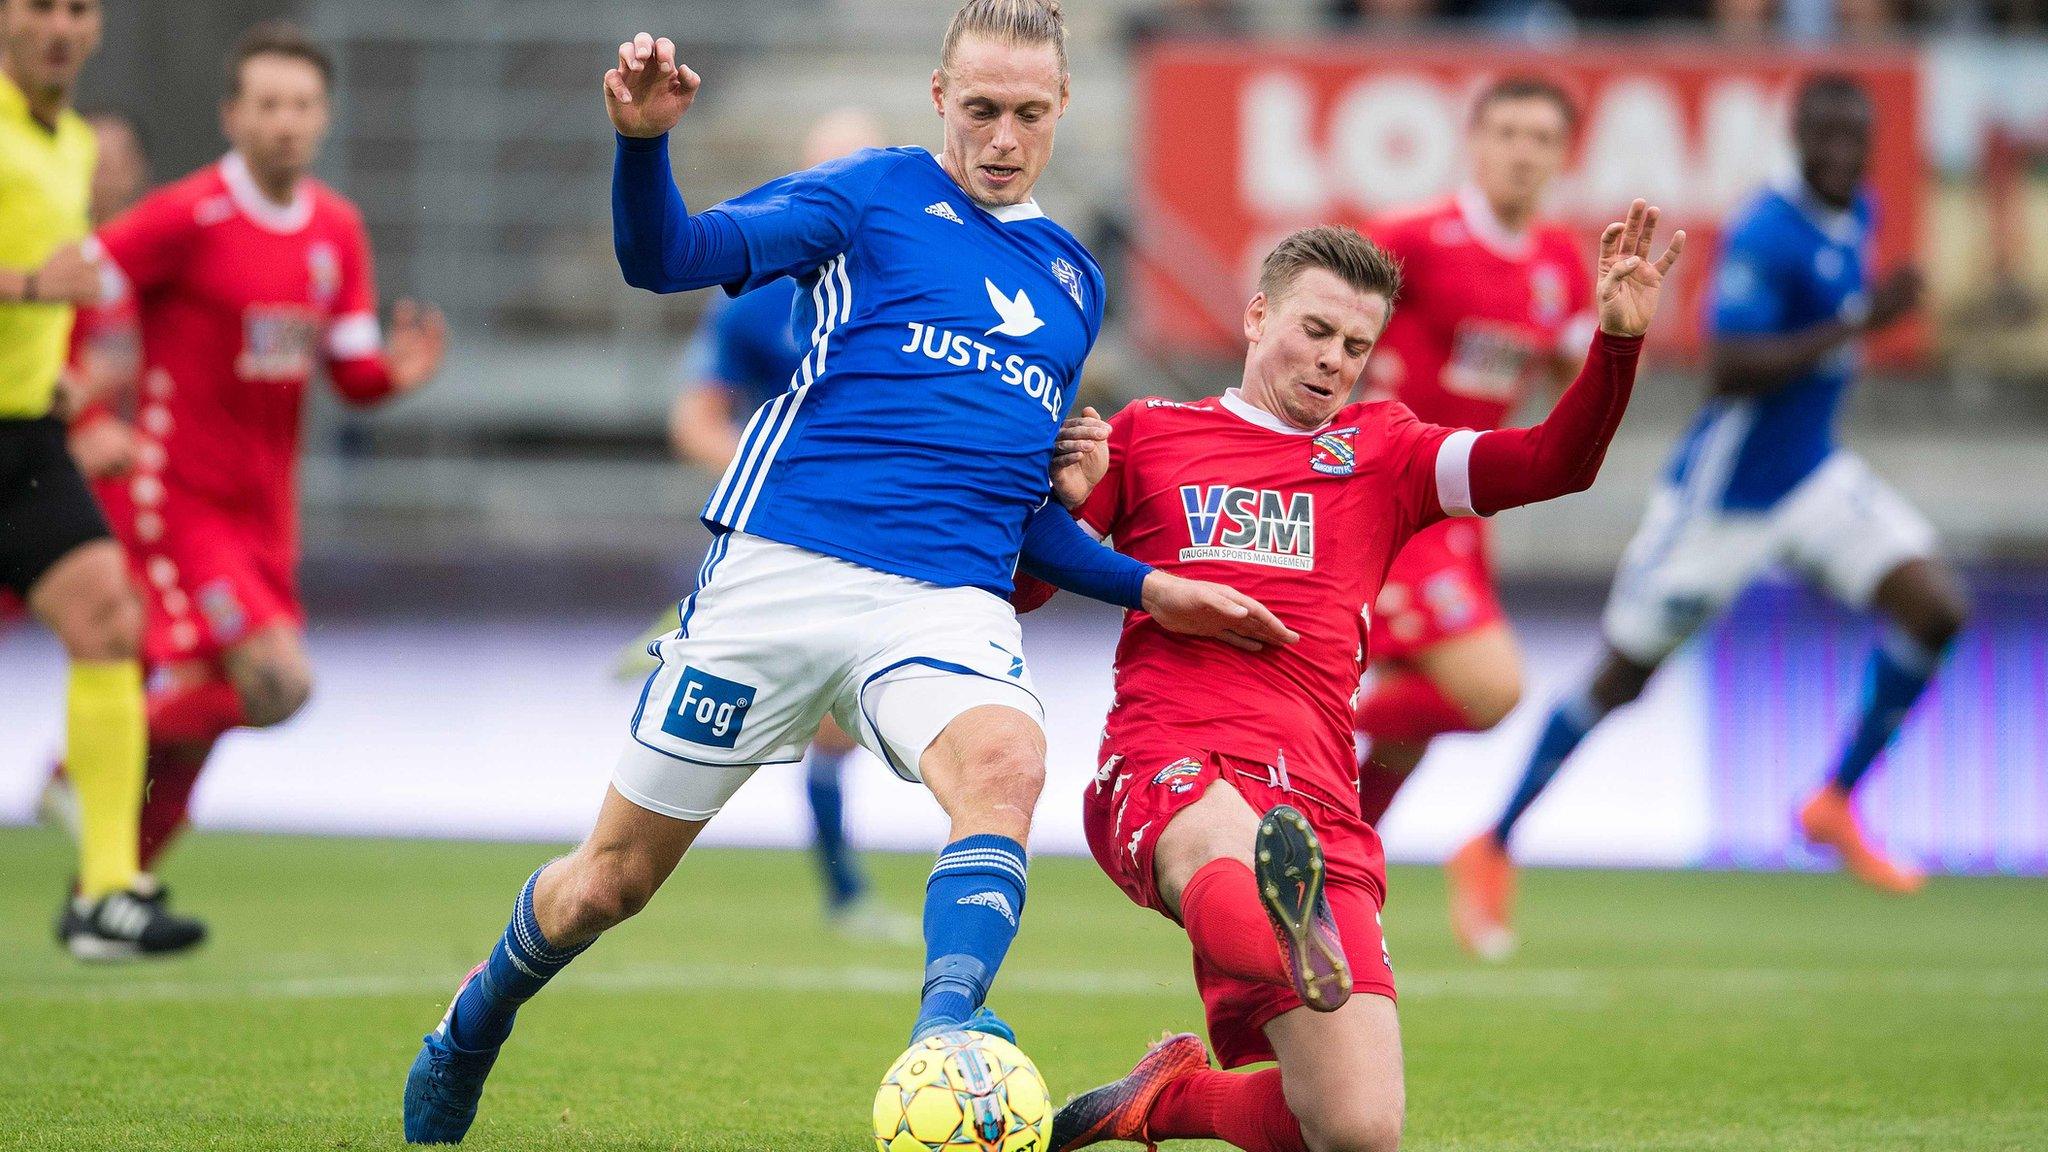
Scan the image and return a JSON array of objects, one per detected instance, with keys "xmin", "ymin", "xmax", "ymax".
[
  {"xmin": 86, "ymin": 23, "xmax": 445, "ymax": 888},
  {"xmin": 1024, "ymin": 206, "xmax": 1682, "ymax": 1152},
  {"xmin": 1350, "ymin": 79, "xmax": 1595, "ymax": 855}
]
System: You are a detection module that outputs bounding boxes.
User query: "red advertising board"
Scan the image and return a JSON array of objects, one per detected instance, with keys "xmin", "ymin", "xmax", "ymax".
[{"xmin": 1135, "ymin": 40, "xmax": 1923, "ymax": 361}]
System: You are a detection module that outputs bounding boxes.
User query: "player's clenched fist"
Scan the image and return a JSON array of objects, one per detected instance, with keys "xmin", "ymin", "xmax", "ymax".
[
  {"xmin": 604, "ymin": 32, "xmax": 701, "ymax": 139},
  {"xmin": 1051, "ymin": 405, "xmax": 1110, "ymax": 511}
]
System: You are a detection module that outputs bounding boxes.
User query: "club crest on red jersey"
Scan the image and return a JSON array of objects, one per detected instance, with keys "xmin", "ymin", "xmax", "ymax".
[
  {"xmin": 308, "ymin": 241, "xmax": 342, "ymax": 306},
  {"xmin": 1530, "ymin": 263, "xmax": 1567, "ymax": 325},
  {"xmin": 1309, "ymin": 427, "xmax": 1358, "ymax": 476}
]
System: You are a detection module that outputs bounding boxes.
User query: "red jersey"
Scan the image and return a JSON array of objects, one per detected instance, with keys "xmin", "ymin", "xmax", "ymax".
[
  {"xmin": 92, "ymin": 152, "xmax": 392, "ymax": 541},
  {"xmin": 1367, "ymin": 188, "xmax": 1595, "ymax": 431},
  {"xmin": 1076, "ymin": 391, "xmax": 1478, "ymax": 806}
]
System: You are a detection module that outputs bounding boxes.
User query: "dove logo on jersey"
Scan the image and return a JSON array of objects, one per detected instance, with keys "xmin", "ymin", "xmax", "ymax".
[
  {"xmin": 898, "ymin": 279, "xmax": 1067, "ymax": 421},
  {"xmin": 1178, "ymin": 485, "xmax": 1316, "ymax": 570},
  {"xmin": 983, "ymin": 279, "xmax": 1045, "ymax": 337}
]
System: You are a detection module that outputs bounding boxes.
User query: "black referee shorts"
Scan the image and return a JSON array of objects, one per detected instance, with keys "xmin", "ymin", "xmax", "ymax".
[{"xmin": 1, "ymin": 416, "xmax": 113, "ymax": 598}]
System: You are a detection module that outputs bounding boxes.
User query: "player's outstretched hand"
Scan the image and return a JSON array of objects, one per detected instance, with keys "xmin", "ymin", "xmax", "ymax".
[
  {"xmin": 1595, "ymin": 199, "xmax": 1685, "ymax": 338},
  {"xmin": 386, "ymin": 299, "xmax": 448, "ymax": 394},
  {"xmin": 1051, "ymin": 406, "xmax": 1110, "ymax": 510},
  {"xmin": 1863, "ymin": 265, "xmax": 1924, "ymax": 332},
  {"xmin": 604, "ymin": 33, "xmax": 700, "ymax": 139},
  {"xmin": 1141, "ymin": 571, "xmax": 1299, "ymax": 652}
]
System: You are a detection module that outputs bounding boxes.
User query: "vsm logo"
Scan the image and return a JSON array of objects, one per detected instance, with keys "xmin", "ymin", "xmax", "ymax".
[{"xmin": 1178, "ymin": 485, "xmax": 1315, "ymax": 570}]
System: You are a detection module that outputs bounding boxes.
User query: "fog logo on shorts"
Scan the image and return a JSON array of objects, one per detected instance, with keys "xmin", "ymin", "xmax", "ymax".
[{"xmin": 663, "ymin": 666, "xmax": 756, "ymax": 749}]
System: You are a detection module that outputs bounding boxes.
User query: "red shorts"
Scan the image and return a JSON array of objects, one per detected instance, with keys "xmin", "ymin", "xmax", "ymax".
[
  {"xmin": 1371, "ymin": 518, "xmax": 1504, "ymax": 664},
  {"xmin": 103, "ymin": 484, "xmax": 299, "ymax": 667},
  {"xmin": 1083, "ymin": 740, "xmax": 1397, "ymax": 1069}
]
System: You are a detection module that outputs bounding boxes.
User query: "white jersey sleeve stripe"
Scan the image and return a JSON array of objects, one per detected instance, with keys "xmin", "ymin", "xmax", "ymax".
[
  {"xmin": 326, "ymin": 312, "xmax": 384, "ymax": 361},
  {"xmin": 835, "ymin": 253, "xmax": 853, "ymax": 323},
  {"xmin": 1435, "ymin": 428, "xmax": 1482, "ymax": 518}
]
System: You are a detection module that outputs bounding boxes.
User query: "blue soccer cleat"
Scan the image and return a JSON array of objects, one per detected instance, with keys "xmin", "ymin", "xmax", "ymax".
[
  {"xmin": 961, "ymin": 1005, "xmax": 1016, "ymax": 1044},
  {"xmin": 403, "ymin": 964, "xmax": 502, "ymax": 1145}
]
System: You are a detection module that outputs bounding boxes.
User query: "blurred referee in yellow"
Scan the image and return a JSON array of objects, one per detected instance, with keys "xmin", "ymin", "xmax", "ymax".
[{"xmin": 2, "ymin": 0, "xmax": 201, "ymax": 958}]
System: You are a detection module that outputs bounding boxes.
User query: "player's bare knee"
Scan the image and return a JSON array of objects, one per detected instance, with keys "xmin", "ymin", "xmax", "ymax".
[
  {"xmin": 1456, "ymin": 671, "xmax": 1522, "ymax": 731},
  {"xmin": 976, "ymin": 742, "xmax": 1046, "ymax": 820},
  {"xmin": 562, "ymin": 851, "xmax": 659, "ymax": 931},
  {"xmin": 234, "ymin": 660, "xmax": 313, "ymax": 728},
  {"xmin": 1301, "ymin": 1104, "xmax": 1402, "ymax": 1152},
  {"xmin": 45, "ymin": 563, "xmax": 142, "ymax": 661}
]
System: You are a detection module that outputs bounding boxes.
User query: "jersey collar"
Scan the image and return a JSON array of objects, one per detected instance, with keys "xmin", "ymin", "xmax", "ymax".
[
  {"xmin": 914, "ymin": 148, "xmax": 1047, "ymax": 223},
  {"xmin": 1220, "ymin": 388, "xmax": 1330, "ymax": 436},
  {"xmin": 1455, "ymin": 184, "xmax": 1535, "ymax": 261},
  {"xmin": 1771, "ymin": 168, "xmax": 1861, "ymax": 247},
  {"xmin": 220, "ymin": 151, "xmax": 315, "ymax": 234}
]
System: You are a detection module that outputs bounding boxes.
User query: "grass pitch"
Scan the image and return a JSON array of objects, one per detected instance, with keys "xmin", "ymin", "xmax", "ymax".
[{"xmin": 1, "ymin": 827, "xmax": 2043, "ymax": 1151}]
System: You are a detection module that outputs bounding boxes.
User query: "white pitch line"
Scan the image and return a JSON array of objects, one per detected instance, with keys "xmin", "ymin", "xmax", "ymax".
[{"xmin": 4, "ymin": 964, "xmax": 2046, "ymax": 1006}]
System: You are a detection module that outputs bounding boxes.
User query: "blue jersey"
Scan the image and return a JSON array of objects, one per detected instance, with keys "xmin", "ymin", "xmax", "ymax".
[
  {"xmin": 1665, "ymin": 180, "xmax": 1873, "ymax": 510},
  {"xmin": 678, "ymin": 280, "xmax": 805, "ymax": 418},
  {"xmin": 691, "ymin": 147, "xmax": 1105, "ymax": 593}
]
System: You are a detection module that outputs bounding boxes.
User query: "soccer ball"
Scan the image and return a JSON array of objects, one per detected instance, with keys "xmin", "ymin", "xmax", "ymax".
[{"xmin": 872, "ymin": 1031, "xmax": 1051, "ymax": 1152}]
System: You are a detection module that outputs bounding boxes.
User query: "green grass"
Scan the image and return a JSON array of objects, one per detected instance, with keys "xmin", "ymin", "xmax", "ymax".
[{"xmin": 2, "ymin": 828, "xmax": 2044, "ymax": 1151}]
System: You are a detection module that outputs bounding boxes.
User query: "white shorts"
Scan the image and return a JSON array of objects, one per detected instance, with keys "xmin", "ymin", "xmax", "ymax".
[
  {"xmin": 1602, "ymin": 452, "xmax": 1939, "ymax": 664},
  {"xmin": 612, "ymin": 532, "xmax": 1044, "ymax": 820}
]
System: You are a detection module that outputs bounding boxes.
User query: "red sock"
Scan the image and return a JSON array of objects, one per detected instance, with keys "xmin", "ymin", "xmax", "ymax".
[
  {"xmin": 1354, "ymin": 671, "xmax": 1474, "ymax": 745},
  {"xmin": 1181, "ymin": 859, "xmax": 1288, "ymax": 987},
  {"xmin": 1354, "ymin": 758, "xmax": 1410, "ymax": 826},
  {"xmin": 1148, "ymin": 1067, "xmax": 1307, "ymax": 1152},
  {"xmin": 148, "ymin": 678, "xmax": 245, "ymax": 751},
  {"xmin": 138, "ymin": 744, "xmax": 211, "ymax": 870}
]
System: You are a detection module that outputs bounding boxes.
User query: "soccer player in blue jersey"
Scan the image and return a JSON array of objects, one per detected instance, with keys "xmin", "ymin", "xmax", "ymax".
[
  {"xmin": 1446, "ymin": 73, "xmax": 1971, "ymax": 958},
  {"xmin": 620, "ymin": 108, "xmax": 919, "ymax": 944},
  {"xmin": 403, "ymin": 2, "xmax": 1295, "ymax": 1142}
]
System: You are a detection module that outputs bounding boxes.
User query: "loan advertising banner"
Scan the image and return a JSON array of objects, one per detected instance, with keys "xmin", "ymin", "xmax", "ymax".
[{"xmin": 1134, "ymin": 40, "xmax": 1924, "ymax": 361}]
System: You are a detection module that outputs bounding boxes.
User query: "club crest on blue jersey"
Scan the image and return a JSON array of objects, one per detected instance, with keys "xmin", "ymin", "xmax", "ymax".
[
  {"xmin": 1309, "ymin": 428, "xmax": 1358, "ymax": 476},
  {"xmin": 1050, "ymin": 257, "xmax": 1084, "ymax": 308},
  {"xmin": 1179, "ymin": 484, "xmax": 1316, "ymax": 569},
  {"xmin": 663, "ymin": 666, "xmax": 756, "ymax": 749},
  {"xmin": 1152, "ymin": 757, "xmax": 1204, "ymax": 794}
]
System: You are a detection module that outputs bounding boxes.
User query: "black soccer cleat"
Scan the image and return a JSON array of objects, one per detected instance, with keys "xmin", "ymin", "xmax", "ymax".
[
  {"xmin": 1256, "ymin": 804, "xmax": 1352, "ymax": 1012},
  {"xmin": 57, "ymin": 884, "xmax": 207, "ymax": 961},
  {"xmin": 1050, "ymin": 1032, "xmax": 1208, "ymax": 1152}
]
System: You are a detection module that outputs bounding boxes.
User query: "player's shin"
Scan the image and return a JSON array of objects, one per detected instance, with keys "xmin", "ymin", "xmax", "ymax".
[
  {"xmin": 1829, "ymin": 626, "xmax": 1948, "ymax": 793},
  {"xmin": 445, "ymin": 864, "xmax": 593, "ymax": 1053},
  {"xmin": 1181, "ymin": 858, "xmax": 1290, "ymax": 986},
  {"xmin": 912, "ymin": 834, "xmax": 1028, "ymax": 1041},
  {"xmin": 1147, "ymin": 1067, "xmax": 1308, "ymax": 1152},
  {"xmin": 1493, "ymin": 687, "xmax": 1610, "ymax": 845},
  {"xmin": 806, "ymin": 750, "xmax": 864, "ymax": 910}
]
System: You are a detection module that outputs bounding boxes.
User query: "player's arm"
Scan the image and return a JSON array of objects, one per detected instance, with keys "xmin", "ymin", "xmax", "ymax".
[
  {"xmin": 670, "ymin": 383, "xmax": 740, "ymax": 470},
  {"xmin": 1707, "ymin": 264, "xmax": 1919, "ymax": 398},
  {"xmin": 1458, "ymin": 202, "xmax": 1684, "ymax": 515},
  {"xmin": 0, "ymin": 244, "xmax": 103, "ymax": 305},
  {"xmin": 326, "ymin": 216, "xmax": 446, "ymax": 406},
  {"xmin": 1013, "ymin": 406, "xmax": 1119, "ymax": 613}
]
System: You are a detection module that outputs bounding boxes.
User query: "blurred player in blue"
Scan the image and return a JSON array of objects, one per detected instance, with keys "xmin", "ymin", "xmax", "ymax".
[
  {"xmin": 629, "ymin": 107, "xmax": 919, "ymax": 944},
  {"xmin": 404, "ymin": 2, "xmax": 1293, "ymax": 1142},
  {"xmin": 1447, "ymin": 72, "xmax": 1970, "ymax": 959}
]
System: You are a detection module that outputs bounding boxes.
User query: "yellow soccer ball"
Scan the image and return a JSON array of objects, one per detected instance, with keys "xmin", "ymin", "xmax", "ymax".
[{"xmin": 873, "ymin": 1031, "xmax": 1052, "ymax": 1152}]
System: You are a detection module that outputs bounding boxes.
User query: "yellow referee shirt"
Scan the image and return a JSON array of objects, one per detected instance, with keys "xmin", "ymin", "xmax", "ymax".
[{"xmin": 0, "ymin": 70, "xmax": 95, "ymax": 419}]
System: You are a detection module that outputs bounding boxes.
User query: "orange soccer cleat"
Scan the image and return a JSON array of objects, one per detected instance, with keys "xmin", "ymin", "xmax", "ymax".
[
  {"xmin": 1799, "ymin": 784, "xmax": 1926, "ymax": 895},
  {"xmin": 1446, "ymin": 833, "xmax": 1518, "ymax": 961},
  {"xmin": 1049, "ymin": 1032, "xmax": 1209, "ymax": 1152}
]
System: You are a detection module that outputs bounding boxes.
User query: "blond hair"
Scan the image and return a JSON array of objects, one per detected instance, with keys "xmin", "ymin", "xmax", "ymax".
[
  {"xmin": 1258, "ymin": 226, "xmax": 1403, "ymax": 307},
  {"xmin": 940, "ymin": 0, "xmax": 1068, "ymax": 74}
]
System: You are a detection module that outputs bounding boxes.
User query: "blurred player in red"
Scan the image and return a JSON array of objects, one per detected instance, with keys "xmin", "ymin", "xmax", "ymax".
[
  {"xmin": 1025, "ymin": 207, "xmax": 1682, "ymax": 1152},
  {"xmin": 1351, "ymin": 78, "xmax": 1596, "ymax": 856},
  {"xmin": 85, "ymin": 23, "xmax": 445, "ymax": 891}
]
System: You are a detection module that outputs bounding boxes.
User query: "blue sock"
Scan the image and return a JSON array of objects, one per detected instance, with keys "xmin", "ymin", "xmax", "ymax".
[
  {"xmin": 1830, "ymin": 628, "xmax": 1944, "ymax": 792},
  {"xmin": 912, "ymin": 834, "xmax": 1027, "ymax": 1041},
  {"xmin": 1494, "ymin": 689, "xmax": 1610, "ymax": 846},
  {"xmin": 806, "ymin": 749, "xmax": 865, "ymax": 910},
  {"xmin": 446, "ymin": 865, "xmax": 593, "ymax": 1052}
]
